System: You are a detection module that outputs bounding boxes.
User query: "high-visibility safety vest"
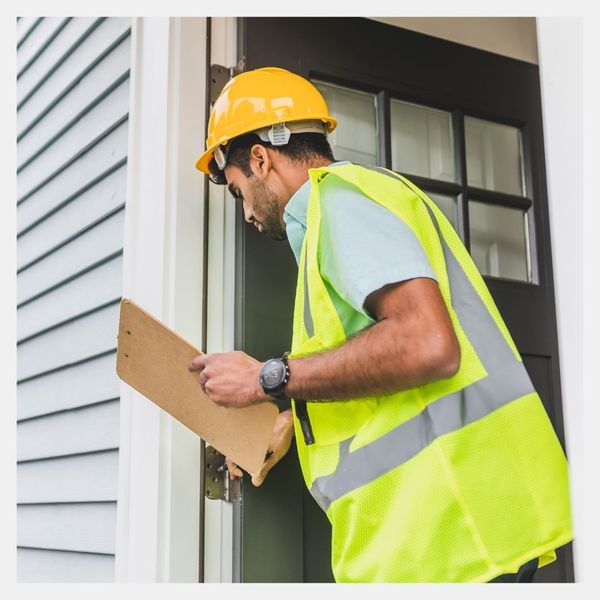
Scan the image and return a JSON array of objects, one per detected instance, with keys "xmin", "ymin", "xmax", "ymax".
[{"xmin": 288, "ymin": 162, "xmax": 573, "ymax": 583}]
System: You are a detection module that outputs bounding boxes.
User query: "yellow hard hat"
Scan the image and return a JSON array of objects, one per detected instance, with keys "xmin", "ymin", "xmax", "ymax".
[{"xmin": 195, "ymin": 67, "xmax": 337, "ymax": 174}]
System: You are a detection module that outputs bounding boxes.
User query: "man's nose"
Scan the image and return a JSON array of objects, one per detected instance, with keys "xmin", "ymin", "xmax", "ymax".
[{"xmin": 242, "ymin": 200, "xmax": 253, "ymax": 224}]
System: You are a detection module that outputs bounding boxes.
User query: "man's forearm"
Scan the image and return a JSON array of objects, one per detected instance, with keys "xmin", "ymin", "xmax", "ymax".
[{"xmin": 285, "ymin": 316, "xmax": 458, "ymax": 402}]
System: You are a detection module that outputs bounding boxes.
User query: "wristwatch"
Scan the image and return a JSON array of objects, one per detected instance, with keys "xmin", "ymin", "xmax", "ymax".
[{"xmin": 259, "ymin": 352, "xmax": 290, "ymax": 402}]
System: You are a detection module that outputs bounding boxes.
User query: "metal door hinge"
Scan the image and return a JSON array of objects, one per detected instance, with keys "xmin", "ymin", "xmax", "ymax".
[
  {"xmin": 204, "ymin": 446, "xmax": 241, "ymax": 502},
  {"xmin": 209, "ymin": 58, "xmax": 245, "ymax": 104}
]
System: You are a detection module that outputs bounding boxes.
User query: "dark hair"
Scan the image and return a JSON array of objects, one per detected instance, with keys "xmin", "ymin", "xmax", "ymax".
[{"xmin": 208, "ymin": 132, "xmax": 335, "ymax": 184}]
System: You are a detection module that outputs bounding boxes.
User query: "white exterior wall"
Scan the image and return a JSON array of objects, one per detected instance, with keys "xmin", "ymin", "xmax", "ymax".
[
  {"xmin": 16, "ymin": 17, "xmax": 131, "ymax": 582},
  {"xmin": 16, "ymin": 16, "xmax": 224, "ymax": 583},
  {"xmin": 537, "ymin": 17, "xmax": 587, "ymax": 583}
]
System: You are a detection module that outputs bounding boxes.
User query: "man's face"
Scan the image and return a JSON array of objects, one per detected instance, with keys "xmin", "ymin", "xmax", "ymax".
[{"xmin": 224, "ymin": 165, "xmax": 287, "ymax": 241}]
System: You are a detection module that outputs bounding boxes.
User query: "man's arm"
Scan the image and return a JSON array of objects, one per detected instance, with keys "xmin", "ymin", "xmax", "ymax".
[
  {"xmin": 188, "ymin": 277, "xmax": 460, "ymax": 407},
  {"xmin": 285, "ymin": 277, "xmax": 460, "ymax": 401}
]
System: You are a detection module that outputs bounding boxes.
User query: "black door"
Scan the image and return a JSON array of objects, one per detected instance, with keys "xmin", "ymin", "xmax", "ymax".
[{"xmin": 234, "ymin": 17, "xmax": 573, "ymax": 582}]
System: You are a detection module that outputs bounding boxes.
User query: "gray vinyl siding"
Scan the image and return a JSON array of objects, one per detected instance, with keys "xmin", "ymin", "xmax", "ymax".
[{"xmin": 16, "ymin": 17, "xmax": 131, "ymax": 583}]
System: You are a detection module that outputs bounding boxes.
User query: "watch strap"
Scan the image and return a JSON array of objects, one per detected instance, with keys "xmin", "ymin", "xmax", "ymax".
[{"xmin": 274, "ymin": 352, "xmax": 290, "ymax": 401}]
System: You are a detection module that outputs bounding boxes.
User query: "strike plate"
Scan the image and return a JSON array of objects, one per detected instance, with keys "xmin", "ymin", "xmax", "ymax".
[{"xmin": 204, "ymin": 445, "xmax": 241, "ymax": 502}]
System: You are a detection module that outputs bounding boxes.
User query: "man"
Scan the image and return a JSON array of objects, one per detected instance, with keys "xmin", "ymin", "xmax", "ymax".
[{"xmin": 190, "ymin": 67, "xmax": 572, "ymax": 583}]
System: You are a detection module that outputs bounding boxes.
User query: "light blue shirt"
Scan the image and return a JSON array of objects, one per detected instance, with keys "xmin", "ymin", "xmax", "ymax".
[{"xmin": 283, "ymin": 161, "xmax": 437, "ymax": 336}]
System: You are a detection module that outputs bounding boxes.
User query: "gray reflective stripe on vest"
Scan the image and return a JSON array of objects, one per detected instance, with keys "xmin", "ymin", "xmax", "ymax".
[
  {"xmin": 303, "ymin": 249, "xmax": 315, "ymax": 337},
  {"xmin": 311, "ymin": 361, "xmax": 534, "ymax": 511},
  {"xmin": 308, "ymin": 164, "xmax": 534, "ymax": 512}
]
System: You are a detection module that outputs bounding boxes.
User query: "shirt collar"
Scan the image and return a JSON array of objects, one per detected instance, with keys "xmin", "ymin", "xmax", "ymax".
[{"xmin": 283, "ymin": 160, "xmax": 350, "ymax": 228}]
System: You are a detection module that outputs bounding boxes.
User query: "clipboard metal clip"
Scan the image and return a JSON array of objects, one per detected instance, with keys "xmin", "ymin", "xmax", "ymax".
[{"xmin": 204, "ymin": 446, "xmax": 241, "ymax": 502}]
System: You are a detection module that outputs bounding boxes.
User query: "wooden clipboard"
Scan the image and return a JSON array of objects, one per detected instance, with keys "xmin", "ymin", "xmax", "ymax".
[{"xmin": 116, "ymin": 298, "xmax": 278, "ymax": 474}]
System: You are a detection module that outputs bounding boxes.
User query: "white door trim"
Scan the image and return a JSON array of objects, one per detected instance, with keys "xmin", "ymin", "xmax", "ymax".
[{"xmin": 114, "ymin": 16, "xmax": 208, "ymax": 582}]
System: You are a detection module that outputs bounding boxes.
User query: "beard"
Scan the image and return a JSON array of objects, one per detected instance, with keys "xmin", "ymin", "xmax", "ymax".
[{"xmin": 249, "ymin": 177, "xmax": 288, "ymax": 241}]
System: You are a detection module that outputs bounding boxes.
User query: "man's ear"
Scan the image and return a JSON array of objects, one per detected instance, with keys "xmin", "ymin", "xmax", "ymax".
[{"xmin": 249, "ymin": 143, "xmax": 272, "ymax": 178}]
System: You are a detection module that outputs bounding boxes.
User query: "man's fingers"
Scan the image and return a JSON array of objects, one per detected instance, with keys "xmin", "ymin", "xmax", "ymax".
[
  {"xmin": 225, "ymin": 458, "xmax": 243, "ymax": 478},
  {"xmin": 194, "ymin": 368, "xmax": 208, "ymax": 394},
  {"xmin": 188, "ymin": 353, "xmax": 208, "ymax": 372},
  {"xmin": 197, "ymin": 371, "xmax": 208, "ymax": 393}
]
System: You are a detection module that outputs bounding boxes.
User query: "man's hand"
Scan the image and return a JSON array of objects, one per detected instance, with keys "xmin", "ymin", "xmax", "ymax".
[
  {"xmin": 188, "ymin": 351, "xmax": 271, "ymax": 408},
  {"xmin": 226, "ymin": 409, "xmax": 295, "ymax": 486}
]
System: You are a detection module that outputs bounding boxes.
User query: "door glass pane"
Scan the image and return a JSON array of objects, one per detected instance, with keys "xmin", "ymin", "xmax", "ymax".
[
  {"xmin": 469, "ymin": 201, "xmax": 530, "ymax": 282},
  {"xmin": 313, "ymin": 80, "xmax": 378, "ymax": 164},
  {"xmin": 465, "ymin": 117, "xmax": 525, "ymax": 196},
  {"xmin": 390, "ymin": 99, "xmax": 455, "ymax": 182},
  {"xmin": 427, "ymin": 192, "xmax": 457, "ymax": 228}
]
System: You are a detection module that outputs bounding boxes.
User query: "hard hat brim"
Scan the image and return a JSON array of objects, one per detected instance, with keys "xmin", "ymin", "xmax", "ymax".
[{"xmin": 195, "ymin": 149, "xmax": 213, "ymax": 175}]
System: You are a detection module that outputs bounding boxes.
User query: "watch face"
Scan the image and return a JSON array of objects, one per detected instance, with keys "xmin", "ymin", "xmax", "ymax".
[{"xmin": 261, "ymin": 359, "xmax": 285, "ymax": 390}]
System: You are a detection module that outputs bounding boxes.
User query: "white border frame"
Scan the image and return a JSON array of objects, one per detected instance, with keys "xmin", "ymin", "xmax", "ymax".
[{"xmin": 115, "ymin": 17, "xmax": 207, "ymax": 582}]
